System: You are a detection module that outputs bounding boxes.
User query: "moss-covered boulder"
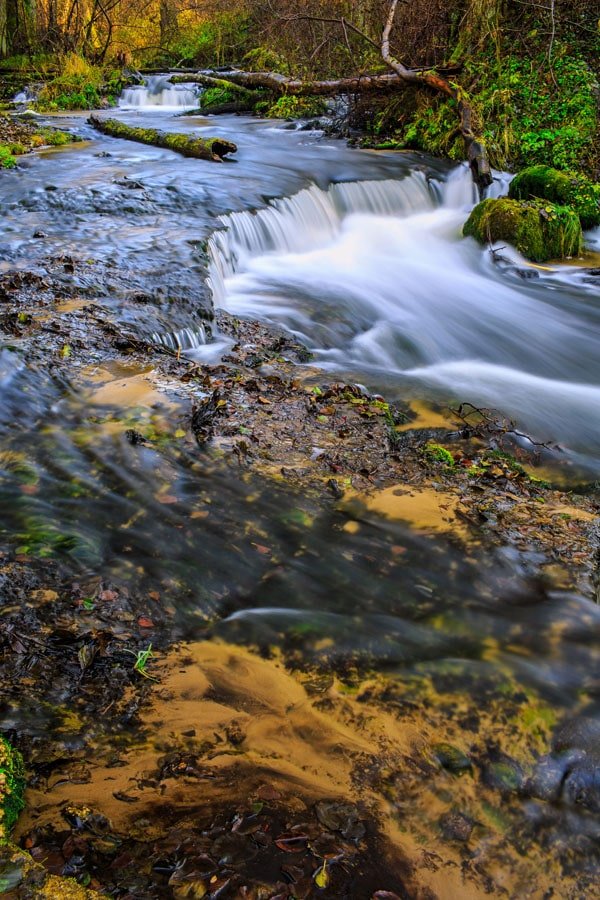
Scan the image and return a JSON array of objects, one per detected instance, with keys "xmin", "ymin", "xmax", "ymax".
[
  {"xmin": 463, "ymin": 197, "xmax": 582, "ymax": 262},
  {"xmin": 0, "ymin": 736, "xmax": 25, "ymax": 843},
  {"xmin": 508, "ymin": 165, "xmax": 600, "ymax": 230}
]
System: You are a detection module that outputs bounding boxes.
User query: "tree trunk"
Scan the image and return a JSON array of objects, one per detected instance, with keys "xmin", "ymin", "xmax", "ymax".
[
  {"xmin": 173, "ymin": 70, "xmax": 406, "ymax": 96},
  {"xmin": 88, "ymin": 116, "xmax": 237, "ymax": 161}
]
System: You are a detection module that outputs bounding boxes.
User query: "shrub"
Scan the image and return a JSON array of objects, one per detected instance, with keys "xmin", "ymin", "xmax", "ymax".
[
  {"xmin": 0, "ymin": 146, "xmax": 17, "ymax": 168},
  {"xmin": 35, "ymin": 53, "xmax": 104, "ymax": 111},
  {"xmin": 263, "ymin": 95, "xmax": 326, "ymax": 119}
]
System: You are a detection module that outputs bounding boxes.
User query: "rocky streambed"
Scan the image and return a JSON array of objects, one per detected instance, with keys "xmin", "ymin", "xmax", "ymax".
[{"xmin": 0, "ymin": 102, "xmax": 598, "ymax": 898}]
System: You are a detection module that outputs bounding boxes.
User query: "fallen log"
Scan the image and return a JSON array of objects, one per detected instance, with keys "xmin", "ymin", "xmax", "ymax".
[
  {"xmin": 203, "ymin": 0, "xmax": 492, "ymax": 190},
  {"xmin": 87, "ymin": 115, "xmax": 237, "ymax": 161},
  {"xmin": 174, "ymin": 71, "xmax": 405, "ymax": 96}
]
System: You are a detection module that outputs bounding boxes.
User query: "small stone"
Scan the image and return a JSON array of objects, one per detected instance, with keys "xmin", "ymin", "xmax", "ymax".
[{"xmin": 439, "ymin": 811, "xmax": 473, "ymax": 842}]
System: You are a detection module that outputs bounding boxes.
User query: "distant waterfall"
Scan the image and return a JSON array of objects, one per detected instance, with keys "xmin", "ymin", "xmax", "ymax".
[{"xmin": 119, "ymin": 74, "xmax": 198, "ymax": 110}]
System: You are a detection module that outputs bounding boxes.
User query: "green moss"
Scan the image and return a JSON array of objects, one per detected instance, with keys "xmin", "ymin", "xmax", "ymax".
[
  {"xmin": 243, "ymin": 46, "xmax": 288, "ymax": 73},
  {"xmin": 463, "ymin": 197, "xmax": 582, "ymax": 262},
  {"xmin": 0, "ymin": 737, "xmax": 25, "ymax": 843},
  {"xmin": 423, "ymin": 443, "xmax": 455, "ymax": 467},
  {"xmin": 263, "ymin": 95, "xmax": 326, "ymax": 120},
  {"xmin": 201, "ymin": 86, "xmax": 239, "ymax": 109},
  {"xmin": 509, "ymin": 165, "xmax": 600, "ymax": 229}
]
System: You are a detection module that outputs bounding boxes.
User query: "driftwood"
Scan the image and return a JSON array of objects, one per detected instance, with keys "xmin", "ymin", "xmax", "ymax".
[{"xmin": 88, "ymin": 116, "xmax": 237, "ymax": 161}]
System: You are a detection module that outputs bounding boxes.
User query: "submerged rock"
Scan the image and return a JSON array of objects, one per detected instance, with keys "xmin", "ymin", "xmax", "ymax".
[
  {"xmin": 463, "ymin": 197, "xmax": 583, "ymax": 262},
  {"xmin": 509, "ymin": 165, "xmax": 600, "ymax": 230}
]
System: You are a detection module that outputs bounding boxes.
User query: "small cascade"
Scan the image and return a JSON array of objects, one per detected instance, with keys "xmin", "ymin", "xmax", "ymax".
[
  {"xmin": 119, "ymin": 74, "xmax": 198, "ymax": 110},
  {"xmin": 207, "ymin": 174, "xmax": 433, "ymax": 304},
  {"xmin": 442, "ymin": 161, "xmax": 513, "ymax": 206},
  {"xmin": 151, "ymin": 325, "xmax": 208, "ymax": 352}
]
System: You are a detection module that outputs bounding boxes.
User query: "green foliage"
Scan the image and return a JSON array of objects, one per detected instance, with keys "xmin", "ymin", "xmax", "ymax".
[
  {"xmin": 37, "ymin": 128, "xmax": 72, "ymax": 146},
  {"xmin": 509, "ymin": 165, "xmax": 600, "ymax": 229},
  {"xmin": 201, "ymin": 86, "xmax": 238, "ymax": 109},
  {"xmin": 167, "ymin": 12, "xmax": 250, "ymax": 67},
  {"xmin": 0, "ymin": 146, "xmax": 17, "ymax": 168},
  {"xmin": 35, "ymin": 53, "xmax": 104, "ymax": 110},
  {"xmin": 423, "ymin": 443, "xmax": 455, "ymax": 466},
  {"xmin": 243, "ymin": 46, "xmax": 288, "ymax": 73},
  {"xmin": 261, "ymin": 95, "xmax": 326, "ymax": 120},
  {"xmin": 396, "ymin": 43, "xmax": 598, "ymax": 175},
  {"xmin": 463, "ymin": 197, "xmax": 583, "ymax": 262},
  {"xmin": 0, "ymin": 736, "xmax": 25, "ymax": 842}
]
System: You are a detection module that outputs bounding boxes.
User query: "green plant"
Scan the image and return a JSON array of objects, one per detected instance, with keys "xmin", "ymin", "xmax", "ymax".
[
  {"xmin": 127, "ymin": 644, "xmax": 158, "ymax": 681},
  {"xmin": 0, "ymin": 146, "xmax": 17, "ymax": 168},
  {"xmin": 0, "ymin": 736, "xmax": 25, "ymax": 843},
  {"xmin": 397, "ymin": 42, "xmax": 599, "ymax": 175},
  {"xmin": 35, "ymin": 53, "xmax": 104, "ymax": 111},
  {"xmin": 423, "ymin": 443, "xmax": 455, "ymax": 466},
  {"xmin": 243, "ymin": 46, "xmax": 288, "ymax": 73},
  {"xmin": 264, "ymin": 95, "xmax": 326, "ymax": 120}
]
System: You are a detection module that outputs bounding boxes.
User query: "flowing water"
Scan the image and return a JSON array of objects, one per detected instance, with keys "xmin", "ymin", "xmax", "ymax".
[{"xmin": 0, "ymin": 78, "xmax": 599, "ymax": 895}]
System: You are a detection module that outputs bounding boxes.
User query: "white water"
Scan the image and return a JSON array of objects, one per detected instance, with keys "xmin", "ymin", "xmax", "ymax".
[
  {"xmin": 119, "ymin": 74, "xmax": 198, "ymax": 110},
  {"xmin": 207, "ymin": 164, "xmax": 600, "ymax": 459}
]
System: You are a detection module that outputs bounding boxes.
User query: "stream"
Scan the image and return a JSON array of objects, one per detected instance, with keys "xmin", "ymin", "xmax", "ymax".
[{"xmin": 0, "ymin": 76, "xmax": 599, "ymax": 897}]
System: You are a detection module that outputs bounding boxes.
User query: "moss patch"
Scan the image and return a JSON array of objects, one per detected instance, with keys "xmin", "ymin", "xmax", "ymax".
[
  {"xmin": 508, "ymin": 165, "xmax": 600, "ymax": 230},
  {"xmin": 259, "ymin": 94, "xmax": 326, "ymax": 120},
  {"xmin": 463, "ymin": 197, "xmax": 582, "ymax": 262},
  {"xmin": 0, "ymin": 737, "xmax": 25, "ymax": 843}
]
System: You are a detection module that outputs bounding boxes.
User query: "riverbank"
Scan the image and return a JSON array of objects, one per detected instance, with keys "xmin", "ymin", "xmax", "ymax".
[
  {"xmin": 1, "ymin": 244, "xmax": 598, "ymax": 896},
  {"xmin": 0, "ymin": 110, "xmax": 598, "ymax": 897}
]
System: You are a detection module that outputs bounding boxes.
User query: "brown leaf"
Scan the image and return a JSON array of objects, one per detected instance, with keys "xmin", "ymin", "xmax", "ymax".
[{"xmin": 274, "ymin": 832, "xmax": 309, "ymax": 853}]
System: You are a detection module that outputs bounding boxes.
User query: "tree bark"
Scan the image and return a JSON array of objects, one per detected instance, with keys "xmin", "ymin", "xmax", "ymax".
[
  {"xmin": 378, "ymin": 0, "xmax": 491, "ymax": 189},
  {"xmin": 174, "ymin": 70, "xmax": 406, "ymax": 96},
  {"xmin": 88, "ymin": 116, "xmax": 237, "ymax": 161}
]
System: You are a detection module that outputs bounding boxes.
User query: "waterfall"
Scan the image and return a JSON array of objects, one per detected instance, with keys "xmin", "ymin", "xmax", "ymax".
[
  {"xmin": 204, "ymin": 166, "xmax": 600, "ymax": 459},
  {"xmin": 207, "ymin": 174, "xmax": 434, "ymax": 305},
  {"xmin": 119, "ymin": 75, "xmax": 198, "ymax": 110},
  {"xmin": 151, "ymin": 325, "xmax": 208, "ymax": 351}
]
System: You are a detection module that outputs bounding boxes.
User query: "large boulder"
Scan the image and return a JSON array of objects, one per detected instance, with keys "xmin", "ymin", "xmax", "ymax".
[
  {"xmin": 508, "ymin": 165, "xmax": 600, "ymax": 230},
  {"xmin": 463, "ymin": 197, "xmax": 582, "ymax": 262}
]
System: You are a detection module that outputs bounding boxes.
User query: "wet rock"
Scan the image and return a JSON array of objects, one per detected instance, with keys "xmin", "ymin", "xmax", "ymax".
[
  {"xmin": 552, "ymin": 716, "xmax": 600, "ymax": 756},
  {"xmin": 481, "ymin": 753, "xmax": 524, "ymax": 795},
  {"xmin": 314, "ymin": 800, "xmax": 366, "ymax": 841},
  {"xmin": 562, "ymin": 760, "xmax": 600, "ymax": 813},
  {"xmin": 432, "ymin": 743, "xmax": 472, "ymax": 775},
  {"xmin": 439, "ymin": 811, "xmax": 474, "ymax": 842},
  {"xmin": 525, "ymin": 750, "xmax": 585, "ymax": 804}
]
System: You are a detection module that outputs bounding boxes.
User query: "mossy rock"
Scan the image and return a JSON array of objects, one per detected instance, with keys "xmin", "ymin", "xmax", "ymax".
[
  {"xmin": 508, "ymin": 165, "xmax": 600, "ymax": 230},
  {"xmin": 0, "ymin": 736, "xmax": 25, "ymax": 843},
  {"xmin": 463, "ymin": 197, "xmax": 582, "ymax": 262},
  {"xmin": 0, "ymin": 842, "xmax": 95, "ymax": 896}
]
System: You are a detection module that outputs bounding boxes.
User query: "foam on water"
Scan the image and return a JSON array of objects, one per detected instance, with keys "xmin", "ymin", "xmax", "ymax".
[{"xmin": 206, "ymin": 165, "xmax": 600, "ymax": 461}]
